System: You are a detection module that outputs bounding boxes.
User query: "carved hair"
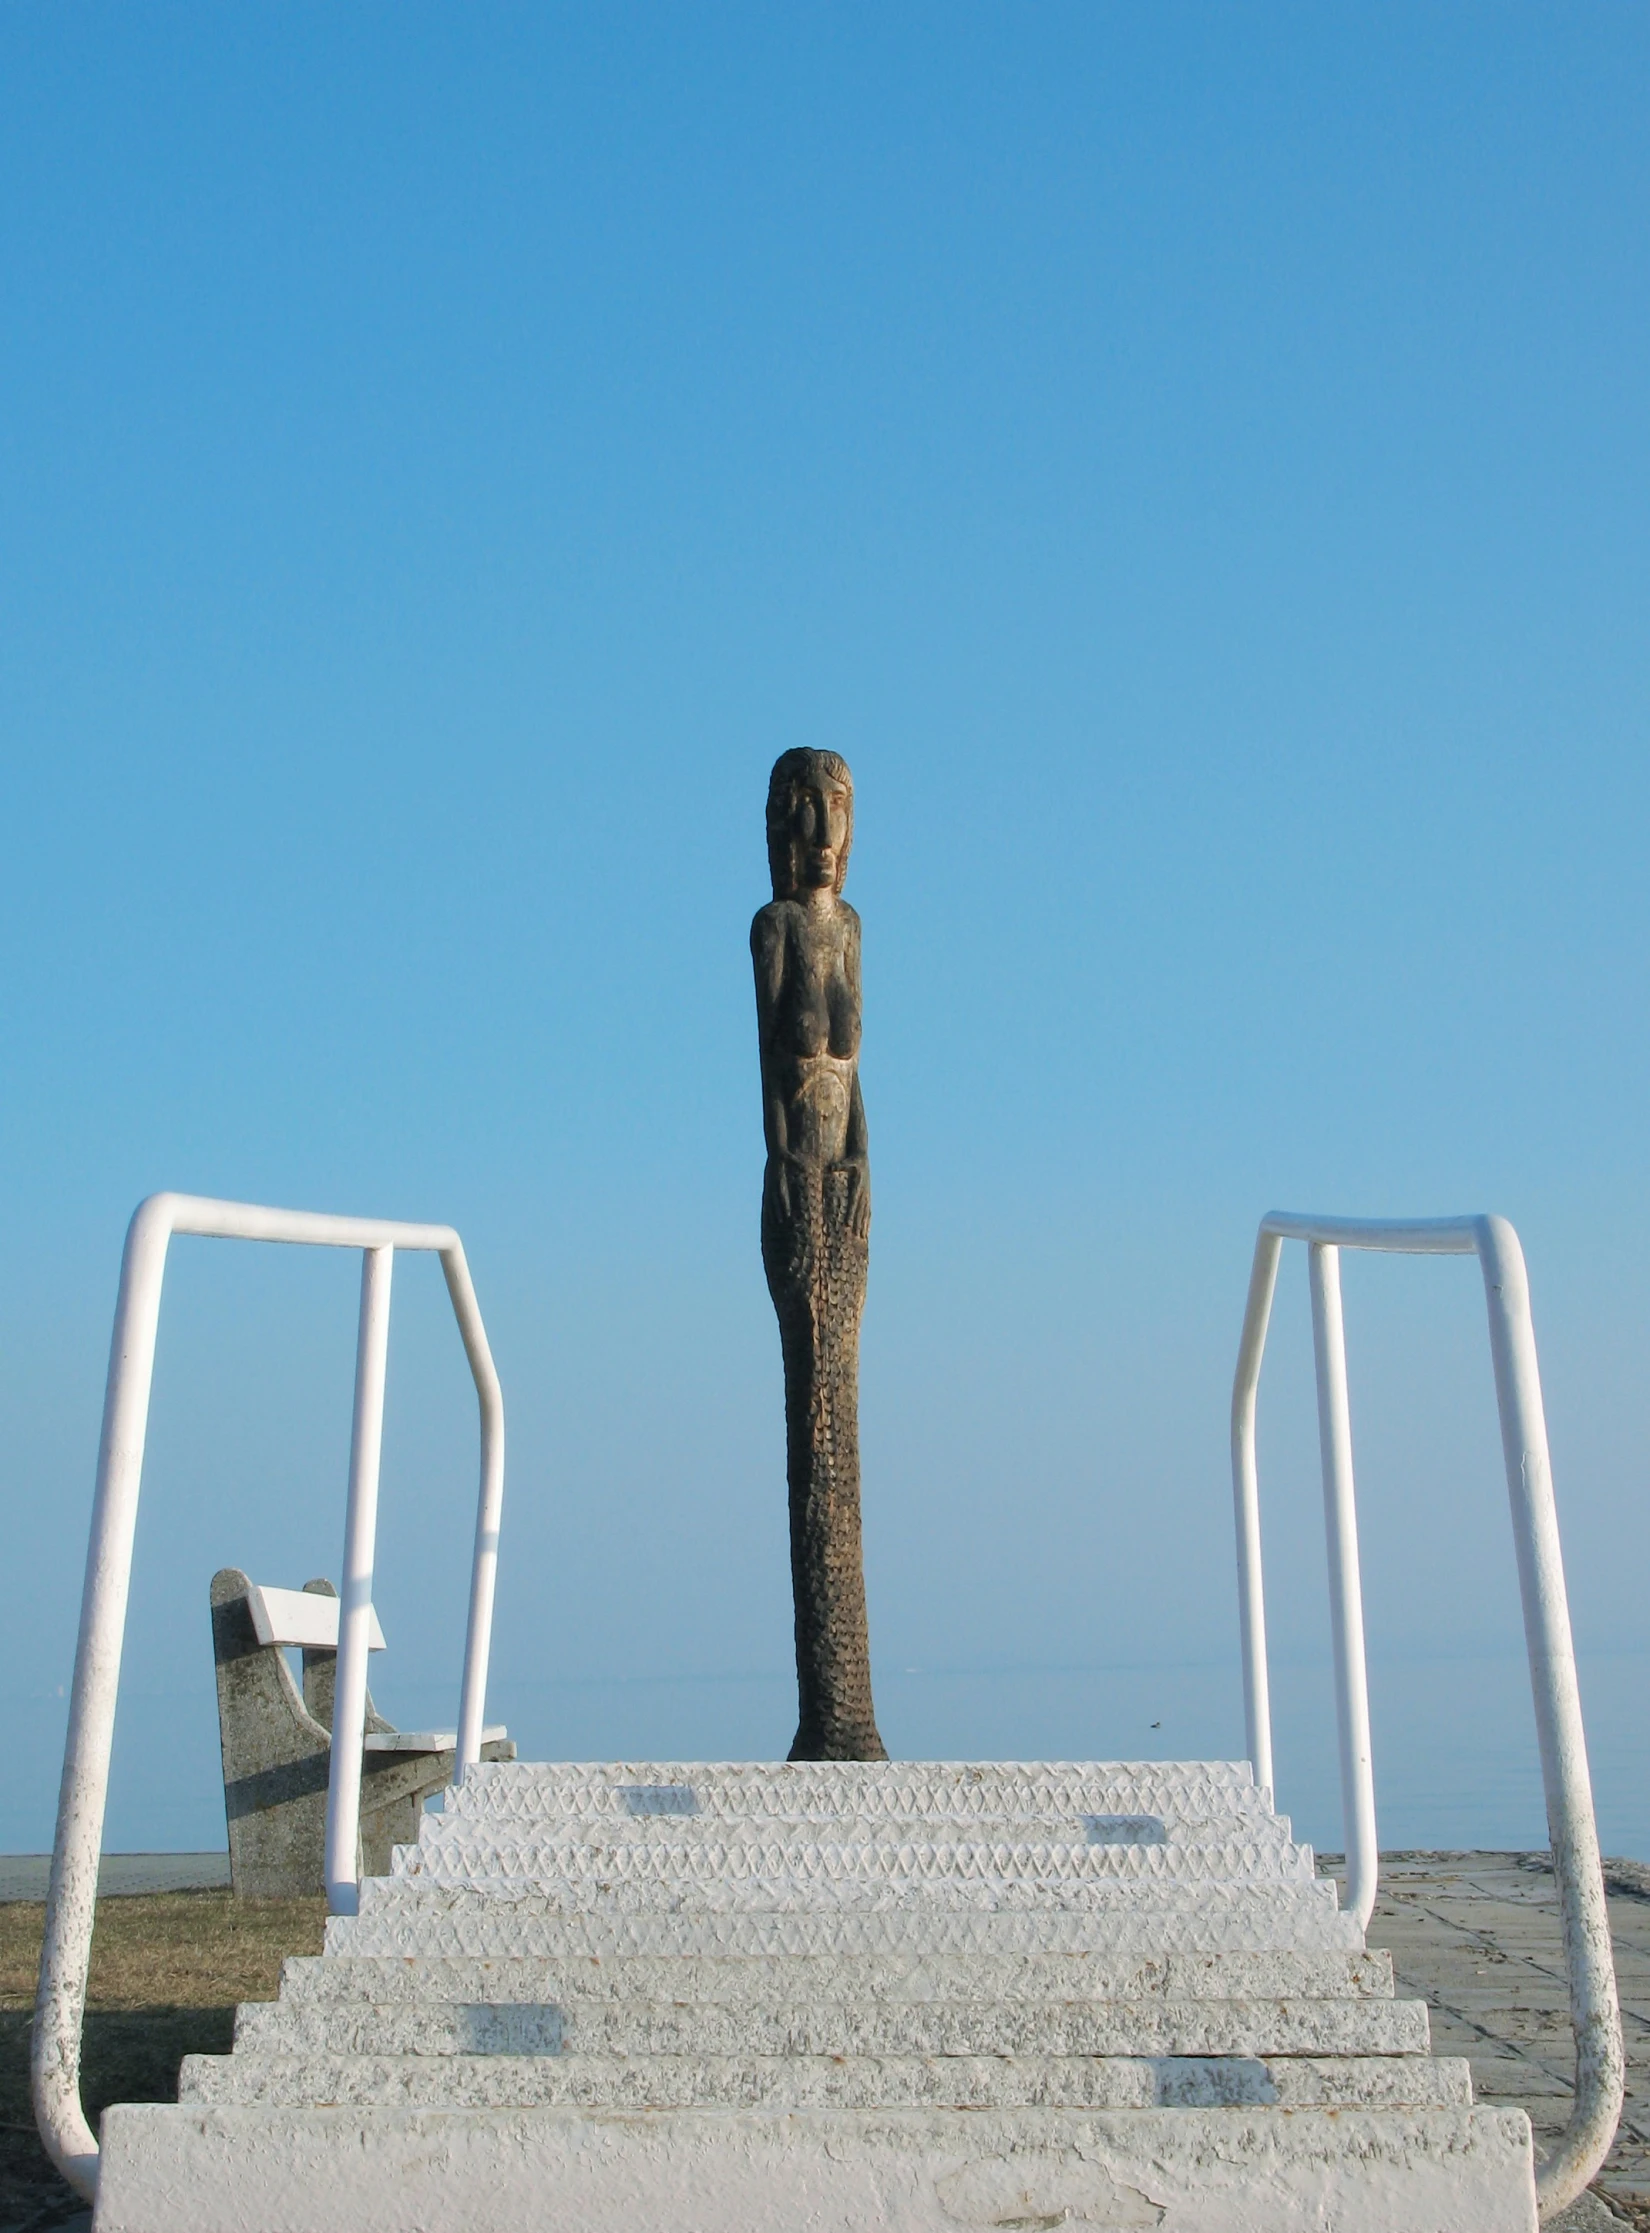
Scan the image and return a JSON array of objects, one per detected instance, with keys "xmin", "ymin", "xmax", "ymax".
[{"xmin": 766, "ymin": 749, "xmax": 854, "ymax": 899}]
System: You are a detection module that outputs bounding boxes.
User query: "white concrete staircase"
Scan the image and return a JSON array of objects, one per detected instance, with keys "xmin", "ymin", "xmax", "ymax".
[{"xmin": 92, "ymin": 1761, "xmax": 1537, "ymax": 2230}]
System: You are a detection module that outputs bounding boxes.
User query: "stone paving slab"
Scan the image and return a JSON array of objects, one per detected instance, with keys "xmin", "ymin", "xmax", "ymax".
[{"xmin": 1322, "ymin": 1852, "xmax": 1650, "ymax": 2228}]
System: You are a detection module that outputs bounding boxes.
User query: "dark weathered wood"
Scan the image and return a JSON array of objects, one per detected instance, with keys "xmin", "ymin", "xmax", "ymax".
[{"xmin": 752, "ymin": 750, "xmax": 886, "ymax": 1762}]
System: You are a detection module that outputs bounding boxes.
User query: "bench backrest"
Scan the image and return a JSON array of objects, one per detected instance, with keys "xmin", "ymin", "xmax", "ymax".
[{"xmin": 246, "ymin": 1583, "xmax": 386, "ymax": 1654}]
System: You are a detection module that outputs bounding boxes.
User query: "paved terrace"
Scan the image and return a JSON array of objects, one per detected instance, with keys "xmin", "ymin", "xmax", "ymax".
[{"xmin": 1321, "ymin": 1851, "xmax": 1650, "ymax": 2230}]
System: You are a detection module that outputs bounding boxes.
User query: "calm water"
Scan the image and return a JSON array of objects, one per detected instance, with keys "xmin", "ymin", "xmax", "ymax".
[{"xmin": 12, "ymin": 1643, "xmax": 1639, "ymax": 1862}]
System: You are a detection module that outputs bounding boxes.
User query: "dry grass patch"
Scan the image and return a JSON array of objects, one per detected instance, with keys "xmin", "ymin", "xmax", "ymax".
[{"xmin": 0, "ymin": 1890, "xmax": 324, "ymax": 2233}]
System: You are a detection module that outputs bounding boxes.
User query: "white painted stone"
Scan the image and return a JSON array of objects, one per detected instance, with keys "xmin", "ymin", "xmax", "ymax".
[
  {"xmin": 178, "ymin": 2048, "xmax": 1467, "ymax": 2111},
  {"xmin": 245, "ymin": 1584, "xmax": 386, "ymax": 1654},
  {"xmin": 453, "ymin": 1758, "xmax": 1267, "ymax": 1798},
  {"xmin": 362, "ymin": 1725, "xmax": 508, "ymax": 1753},
  {"xmin": 391, "ymin": 1838, "xmax": 1316, "ymax": 1910},
  {"xmin": 274, "ymin": 1945, "xmax": 1397, "ymax": 2004},
  {"xmin": 94, "ymin": 2103, "xmax": 1537, "ymax": 2233},
  {"xmin": 332, "ymin": 1880, "xmax": 1362, "ymax": 1955},
  {"xmin": 230, "ymin": 1989, "xmax": 1430, "ymax": 2059},
  {"xmin": 438, "ymin": 1764, "xmax": 1284, "ymax": 1828},
  {"xmin": 407, "ymin": 1816, "xmax": 1305, "ymax": 1861},
  {"xmin": 87, "ymin": 1763, "xmax": 1537, "ymax": 2230}
]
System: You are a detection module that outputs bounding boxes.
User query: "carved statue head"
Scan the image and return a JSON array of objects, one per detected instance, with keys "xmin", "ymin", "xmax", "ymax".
[{"xmin": 766, "ymin": 749, "xmax": 854, "ymax": 900}]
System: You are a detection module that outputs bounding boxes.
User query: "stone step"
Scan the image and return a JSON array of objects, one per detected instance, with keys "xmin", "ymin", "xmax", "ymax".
[
  {"xmin": 275, "ymin": 1945, "xmax": 1395, "ymax": 2006},
  {"xmin": 92, "ymin": 1753, "xmax": 1535, "ymax": 2230},
  {"xmin": 388, "ymin": 1839, "xmax": 1316, "ymax": 1907},
  {"xmin": 330, "ymin": 1879, "xmax": 1362, "ymax": 1957},
  {"xmin": 405, "ymin": 1822, "xmax": 1305, "ymax": 1875},
  {"xmin": 97, "ymin": 2100, "xmax": 1539, "ymax": 2232},
  {"xmin": 438, "ymin": 1808, "xmax": 1294, "ymax": 1844},
  {"xmin": 234, "ymin": 1990, "xmax": 1428, "ymax": 2061},
  {"xmin": 442, "ymin": 1760, "xmax": 1276, "ymax": 1828},
  {"xmin": 180, "ymin": 2048, "xmax": 1469, "ymax": 2113}
]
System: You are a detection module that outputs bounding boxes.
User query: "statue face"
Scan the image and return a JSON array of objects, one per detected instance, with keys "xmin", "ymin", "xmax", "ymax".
[{"xmin": 780, "ymin": 770, "xmax": 851, "ymax": 895}]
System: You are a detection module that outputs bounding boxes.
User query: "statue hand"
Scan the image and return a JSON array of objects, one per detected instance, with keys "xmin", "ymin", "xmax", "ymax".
[
  {"xmin": 839, "ymin": 1158, "xmax": 871, "ymax": 1239},
  {"xmin": 765, "ymin": 1153, "xmax": 797, "ymax": 1227}
]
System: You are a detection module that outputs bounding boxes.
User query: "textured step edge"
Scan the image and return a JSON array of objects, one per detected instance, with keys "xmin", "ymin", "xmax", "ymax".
[
  {"xmin": 327, "ymin": 1895, "xmax": 1364, "ymax": 1959},
  {"xmin": 276, "ymin": 1946, "xmax": 1396, "ymax": 2006},
  {"xmin": 453, "ymin": 1760, "xmax": 1263, "ymax": 1793},
  {"xmin": 95, "ymin": 2101, "xmax": 1537, "ymax": 2233},
  {"xmin": 442, "ymin": 1786, "xmax": 1294, "ymax": 1822},
  {"xmin": 434, "ymin": 1769, "xmax": 1281, "ymax": 1828},
  {"xmin": 363, "ymin": 1876, "xmax": 1316, "ymax": 1917},
  {"xmin": 440, "ymin": 1788, "xmax": 1285, "ymax": 1823},
  {"xmin": 404, "ymin": 1830, "xmax": 1307, "ymax": 1875},
  {"xmin": 404, "ymin": 1833, "xmax": 1309, "ymax": 1870},
  {"xmin": 180, "ymin": 2048, "xmax": 1466, "ymax": 2112},
  {"xmin": 232, "ymin": 1993, "xmax": 1430, "ymax": 2060},
  {"xmin": 417, "ymin": 1814, "xmax": 1300, "ymax": 1851}
]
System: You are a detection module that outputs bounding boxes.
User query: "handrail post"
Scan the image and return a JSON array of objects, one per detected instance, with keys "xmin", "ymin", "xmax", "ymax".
[
  {"xmin": 325, "ymin": 1245, "xmax": 394, "ymax": 1917},
  {"xmin": 443, "ymin": 1243, "xmax": 505, "ymax": 1776},
  {"xmin": 31, "ymin": 1194, "xmax": 179, "ymax": 2199},
  {"xmin": 32, "ymin": 1195, "xmax": 508, "ymax": 2198},
  {"xmin": 1232, "ymin": 1206, "xmax": 1623, "ymax": 2220},
  {"xmin": 1230, "ymin": 1229, "xmax": 1281, "ymax": 1797},
  {"xmin": 1307, "ymin": 1242, "xmax": 1378, "ymax": 1931},
  {"xmin": 1476, "ymin": 1215, "xmax": 1622, "ymax": 2217}
]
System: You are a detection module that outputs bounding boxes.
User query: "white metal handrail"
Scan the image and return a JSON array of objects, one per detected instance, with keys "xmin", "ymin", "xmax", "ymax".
[
  {"xmin": 31, "ymin": 1193, "xmax": 507, "ymax": 2202},
  {"xmin": 1231, "ymin": 1210, "xmax": 1621, "ymax": 2219}
]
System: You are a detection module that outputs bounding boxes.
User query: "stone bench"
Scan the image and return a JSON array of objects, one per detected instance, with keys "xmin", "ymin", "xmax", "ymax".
[{"xmin": 210, "ymin": 1567, "xmax": 513, "ymax": 1899}]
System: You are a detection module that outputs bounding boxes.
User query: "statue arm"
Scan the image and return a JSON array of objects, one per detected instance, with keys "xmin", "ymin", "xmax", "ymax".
[
  {"xmin": 846, "ymin": 1072, "xmax": 868, "ymax": 1161},
  {"xmin": 840, "ymin": 1072, "xmax": 870, "ymax": 1238},
  {"xmin": 752, "ymin": 908, "xmax": 796, "ymax": 1216},
  {"xmin": 840, "ymin": 909, "xmax": 870, "ymax": 1237}
]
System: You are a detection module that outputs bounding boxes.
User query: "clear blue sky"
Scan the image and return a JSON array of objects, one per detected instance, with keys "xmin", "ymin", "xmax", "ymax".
[{"xmin": 2, "ymin": 5, "xmax": 1647, "ymax": 1855}]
